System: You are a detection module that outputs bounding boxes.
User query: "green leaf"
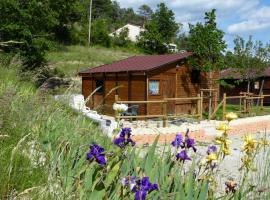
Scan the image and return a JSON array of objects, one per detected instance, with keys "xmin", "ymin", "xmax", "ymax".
[{"xmin": 105, "ymin": 161, "xmax": 121, "ymax": 186}]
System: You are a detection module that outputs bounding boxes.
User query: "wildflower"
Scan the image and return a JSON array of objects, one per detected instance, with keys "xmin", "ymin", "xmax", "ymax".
[
  {"xmin": 201, "ymin": 145, "xmax": 218, "ymax": 168},
  {"xmin": 225, "ymin": 112, "xmax": 238, "ymax": 122},
  {"xmin": 242, "ymin": 134, "xmax": 257, "ymax": 154},
  {"xmin": 114, "ymin": 128, "xmax": 135, "ymax": 148},
  {"xmin": 176, "ymin": 150, "xmax": 191, "ymax": 162},
  {"xmin": 225, "ymin": 180, "xmax": 237, "ymax": 193},
  {"xmin": 206, "ymin": 145, "xmax": 217, "ymax": 155},
  {"xmin": 86, "ymin": 144, "xmax": 106, "ymax": 166},
  {"xmin": 259, "ymin": 139, "xmax": 270, "ymax": 146},
  {"xmin": 240, "ymin": 155, "xmax": 255, "ymax": 171},
  {"xmin": 121, "ymin": 176, "xmax": 136, "ymax": 190},
  {"xmin": 131, "ymin": 177, "xmax": 159, "ymax": 200},
  {"xmin": 113, "ymin": 103, "xmax": 128, "ymax": 113},
  {"xmin": 171, "ymin": 134, "xmax": 184, "ymax": 148},
  {"xmin": 216, "ymin": 122, "xmax": 230, "ymax": 134},
  {"xmin": 185, "ymin": 137, "xmax": 197, "ymax": 152},
  {"xmin": 183, "ymin": 131, "xmax": 197, "ymax": 152},
  {"xmin": 215, "ymin": 137, "xmax": 231, "ymax": 155}
]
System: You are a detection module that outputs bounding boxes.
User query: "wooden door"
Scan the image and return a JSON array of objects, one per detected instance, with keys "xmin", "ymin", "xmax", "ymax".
[{"xmin": 163, "ymin": 74, "xmax": 176, "ymax": 114}]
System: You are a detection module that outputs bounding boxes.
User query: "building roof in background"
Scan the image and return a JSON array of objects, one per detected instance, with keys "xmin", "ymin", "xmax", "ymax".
[
  {"xmin": 79, "ymin": 52, "xmax": 192, "ymax": 75},
  {"xmin": 220, "ymin": 67, "xmax": 270, "ymax": 79}
]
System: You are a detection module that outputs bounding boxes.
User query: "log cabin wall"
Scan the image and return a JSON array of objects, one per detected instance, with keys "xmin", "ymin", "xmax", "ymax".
[
  {"xmin": 147, "ymin": 62, "xmax": 220, "ymax": 115},
  {"xmin": 220, "ymin": 77, "xmax": 270, "ymax": 105},
  {"xmin": 81, "ymin": 73, "xmax": 146, "ymax": 115}
]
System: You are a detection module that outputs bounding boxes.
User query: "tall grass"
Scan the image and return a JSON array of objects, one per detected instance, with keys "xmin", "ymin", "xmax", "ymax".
[{"xmin": 45, "ymin": 45, "xmax": 141, "ymax": 77}]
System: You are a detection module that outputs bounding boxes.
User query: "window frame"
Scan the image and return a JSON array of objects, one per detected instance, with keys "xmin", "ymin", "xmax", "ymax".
[{"xmin": 148, "ymin": 79, "xmax": 161, "ymax": 96}]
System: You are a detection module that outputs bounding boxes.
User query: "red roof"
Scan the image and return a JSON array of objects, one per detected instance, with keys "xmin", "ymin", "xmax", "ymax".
[
  {"xmin": 220, "ymin": 67, "xmax": 270, "ymax": 79},
  {"xmin": 79, "ymin": 52, "xmax": 192, "ymax": 74}
]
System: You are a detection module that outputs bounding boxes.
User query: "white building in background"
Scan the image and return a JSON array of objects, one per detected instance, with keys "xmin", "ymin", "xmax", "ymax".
[{"xmin": 109, "ymin": 24, "xmax": 145, "ymax": 42}]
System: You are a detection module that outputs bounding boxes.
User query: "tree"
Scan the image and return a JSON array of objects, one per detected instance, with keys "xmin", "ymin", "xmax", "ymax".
[
  {"xmin": 228, "ymin": 36, "xmax": 270, "ymax": 93},
  {"xmin": 91, "ymin": 19, "xmax": 111, "ymax": 47},
  {"xmin": 188, "ymin": 9, "xmax": 227, "ymax": 118},
  {"xmin": 138, "ymin": 4, "xmax": 153, "ymax": 26},
  {"xmin": 138, "ymin": 3, "xmax": 179, "ymax": 54}
]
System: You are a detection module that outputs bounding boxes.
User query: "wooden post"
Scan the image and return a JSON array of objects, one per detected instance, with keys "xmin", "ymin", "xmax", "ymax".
[
  {"xmin": 222, "ymin": 93, "xmax": 226, "ymax": 120},
  {"xmin": 197, "ymin": 93, "xmax": 201, "ymax": 120},
  {"xmin": 243, "ymin": 93, "xmax": 247, "ymax": 113},
  {"xmin": 260, "ymin": 94, "xmax": 264, "ymax": 111},
  {"xmin": 200, "ymin": 90, "xmax": 203, "ymax": 119},
  {"xmin": 115, "ymin": 95, "xmax": 119, "ymax": 119},
  {"xmin": 162, "ymin": 99, "xmax": 167, "ymax": 127}
]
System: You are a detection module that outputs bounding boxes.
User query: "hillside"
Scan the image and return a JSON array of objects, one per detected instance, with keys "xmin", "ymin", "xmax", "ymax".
[{"xmin": 46, "ymin": 45, "xmax": 141, "ymax": 77}]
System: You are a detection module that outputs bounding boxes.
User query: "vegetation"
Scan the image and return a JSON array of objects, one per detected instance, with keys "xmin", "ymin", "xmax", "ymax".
[
  {"xmin": 46, "ymin": 45, "xmax": 140, "ymax": 77},
  {"xmin": 225, "ymin": 36, "xmax": 270, "ymax": 92},
  {"xmin": 188, "ymin": 9, "xmax": 227, "ymax": 118},
  {"xmin": 138, "ymin": 3, "xmax": 180, "ymax": 54}
]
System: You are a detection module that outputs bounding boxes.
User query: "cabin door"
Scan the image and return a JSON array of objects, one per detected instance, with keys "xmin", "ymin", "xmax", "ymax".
[{"xmin": 163, "ymin": 74, "xmax": 176, "ymax": 114}]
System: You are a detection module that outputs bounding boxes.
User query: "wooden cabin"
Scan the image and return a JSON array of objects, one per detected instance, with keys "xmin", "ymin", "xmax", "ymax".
[
  {"xmin": 79, "ymin": 52, "xmax": 220, "ymax": 115},
  {"xmin": 220, "ymin": 67, "xmax": 270, "ymax": 104}
]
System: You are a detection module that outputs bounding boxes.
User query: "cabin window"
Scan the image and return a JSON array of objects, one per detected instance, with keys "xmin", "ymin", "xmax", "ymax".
[
  {"xmin": 149, "ymin": 80, "xmax": 160, "ymax": 95},
  {"xmin": 95, "ymin": 80, "xmax": 104, "ymax": 93},
  {"xmin": 254, "ymin": 81, "xmax": 260, "ymax": 89},
  {"xmin": 191, "ymin": 69, "xmax": 200, "ymax": 83}
]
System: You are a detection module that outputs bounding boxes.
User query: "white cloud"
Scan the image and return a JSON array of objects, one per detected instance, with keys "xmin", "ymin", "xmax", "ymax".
[{"xmin": 228, "ymin": 6, "xmax": 270, "ymax": 34}]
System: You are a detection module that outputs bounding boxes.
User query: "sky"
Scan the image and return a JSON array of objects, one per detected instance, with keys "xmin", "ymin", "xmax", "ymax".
[{"xmin": 116, "ymin": 0, "xmax": 270, "ymax": 50}]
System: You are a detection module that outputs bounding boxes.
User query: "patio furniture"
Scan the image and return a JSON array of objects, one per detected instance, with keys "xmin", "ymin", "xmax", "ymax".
[{"xmin": 122, "ymin": 105, "xmax": 139, "ymax": 116}]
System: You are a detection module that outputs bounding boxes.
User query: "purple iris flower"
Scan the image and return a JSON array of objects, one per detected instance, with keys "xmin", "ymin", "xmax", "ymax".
[
  {"xmin": 207, "ymin": 145, "xmax": 217, "ymax": 155},
  {"xmin": 120, "ymin": 127, "xmax": 132, "ymax": 137},
  {"xmin": 130, "ymin": 176, "xmax": 159, "ymax": 200},
  {"xmin": 225, "ymin": 181, "xmax": 237, "ymax": 193},
  {"xmin": 171, "ymin": 134, "xmax": 184, "ymax": 148},
  {"xmin": 185, "ymin": 132, "xmax": 197, "ymax": 152},
  {"xmin": 176, "ymin": 150, "xmax": 191, "ymax": 162},
  {"xmin": 86, "ymin": 144, "xmax": 106, "ymax": 166},
  {"xmin": 121, "ymin": 176, "xmax": 136, "ymax": 190},
  {"xmin": 114, "ymin": 128, "xmax": 135, "ymax": 148}
]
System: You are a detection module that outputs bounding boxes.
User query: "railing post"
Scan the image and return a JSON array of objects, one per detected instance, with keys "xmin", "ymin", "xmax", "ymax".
[
  {"xmin": 197, "ymin": 93, "xmax": 202, "ymax": 120},
  {"xmin": 162, "ymin": 99, "xmax": 167, "ymax": 127},
  {"xmin": 115, "ymin": 95, "xmax": 119, "ymax": 119},
  {"xmin": 260, "ymin": 95, "xmax": 264, "ymax": 111},
  {"xmin": 200, "ymin": 91, "xmax": 203, "ymax": 119},
  {"xmin": 222, "ymin": 93, "xmax": 226, "ymax": 120}
]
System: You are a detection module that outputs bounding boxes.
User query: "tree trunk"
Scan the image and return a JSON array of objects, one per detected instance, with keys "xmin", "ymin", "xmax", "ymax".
[
  {"xmin": 247, "ymin": 80, "xmax": 250, "ymax": 93},
  {"xmin": 208, "ymin": 70, "xmax": 213, "ymax": 120},
  {"xmin": 256, "ymin": 78, "xmax": 265, "ymax": 106}
]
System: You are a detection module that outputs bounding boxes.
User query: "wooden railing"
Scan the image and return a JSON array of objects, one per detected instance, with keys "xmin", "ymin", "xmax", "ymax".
[
  {"xmin": 115, "ymin": 94, "xmax": 203, "ymax": 127},
  {"xmin": 210, "ymin": 93, "xmax": 270, "ymax": 120}
]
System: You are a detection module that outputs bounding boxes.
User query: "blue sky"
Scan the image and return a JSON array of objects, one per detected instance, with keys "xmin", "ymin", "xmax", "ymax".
[{"xmin": 116, "ymin": 0, "xmax": 270, "ymax": 50}]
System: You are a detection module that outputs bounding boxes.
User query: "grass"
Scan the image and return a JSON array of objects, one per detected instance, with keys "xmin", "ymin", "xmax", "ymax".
[
  {"xmin": 46, "ymin": 45, "xmax": 142, "ymax": 77},
  {"xmin": 215, "ymin": 104, "xmax": 270, "ymax": 120},
  {"xmin": 0, "ymin": 56, "xmax": 111, "ymax": 198}
]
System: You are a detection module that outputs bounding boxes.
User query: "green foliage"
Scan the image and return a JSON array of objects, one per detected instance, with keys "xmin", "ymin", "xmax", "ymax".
[
  {"xmin": 91, "ymin": 19, "xmax": 111, "ymax": 47},
  {"xmin": 138, "ymin": 3, "xmax": 180, "ymax": 54},
  {"xmin": 111, "ymin": 27, "xmax": 131, "ymax": 47},
  {"xmin": 226, "ymin": 36, "xmax": 270, "ymax": 83},
  {"xmin": 188, "ymin": 9, "xmax": 227, "ymax": 71}
]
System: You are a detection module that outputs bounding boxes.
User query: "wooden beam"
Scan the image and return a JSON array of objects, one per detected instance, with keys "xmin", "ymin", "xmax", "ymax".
[
  {"xmin": 115, "ymin": 73, "xmax": 118, "ymax": 95},
  {"xmin": 128, "ymin": 73, "xmax": 131, "ymax": 102},
  {"xmin": 117, "ymin": 115, "xmax": 164, "ymax": 119},
  {"xmin": 116, "ymin": 100, "xmax": 166, "ymax": 104}
]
